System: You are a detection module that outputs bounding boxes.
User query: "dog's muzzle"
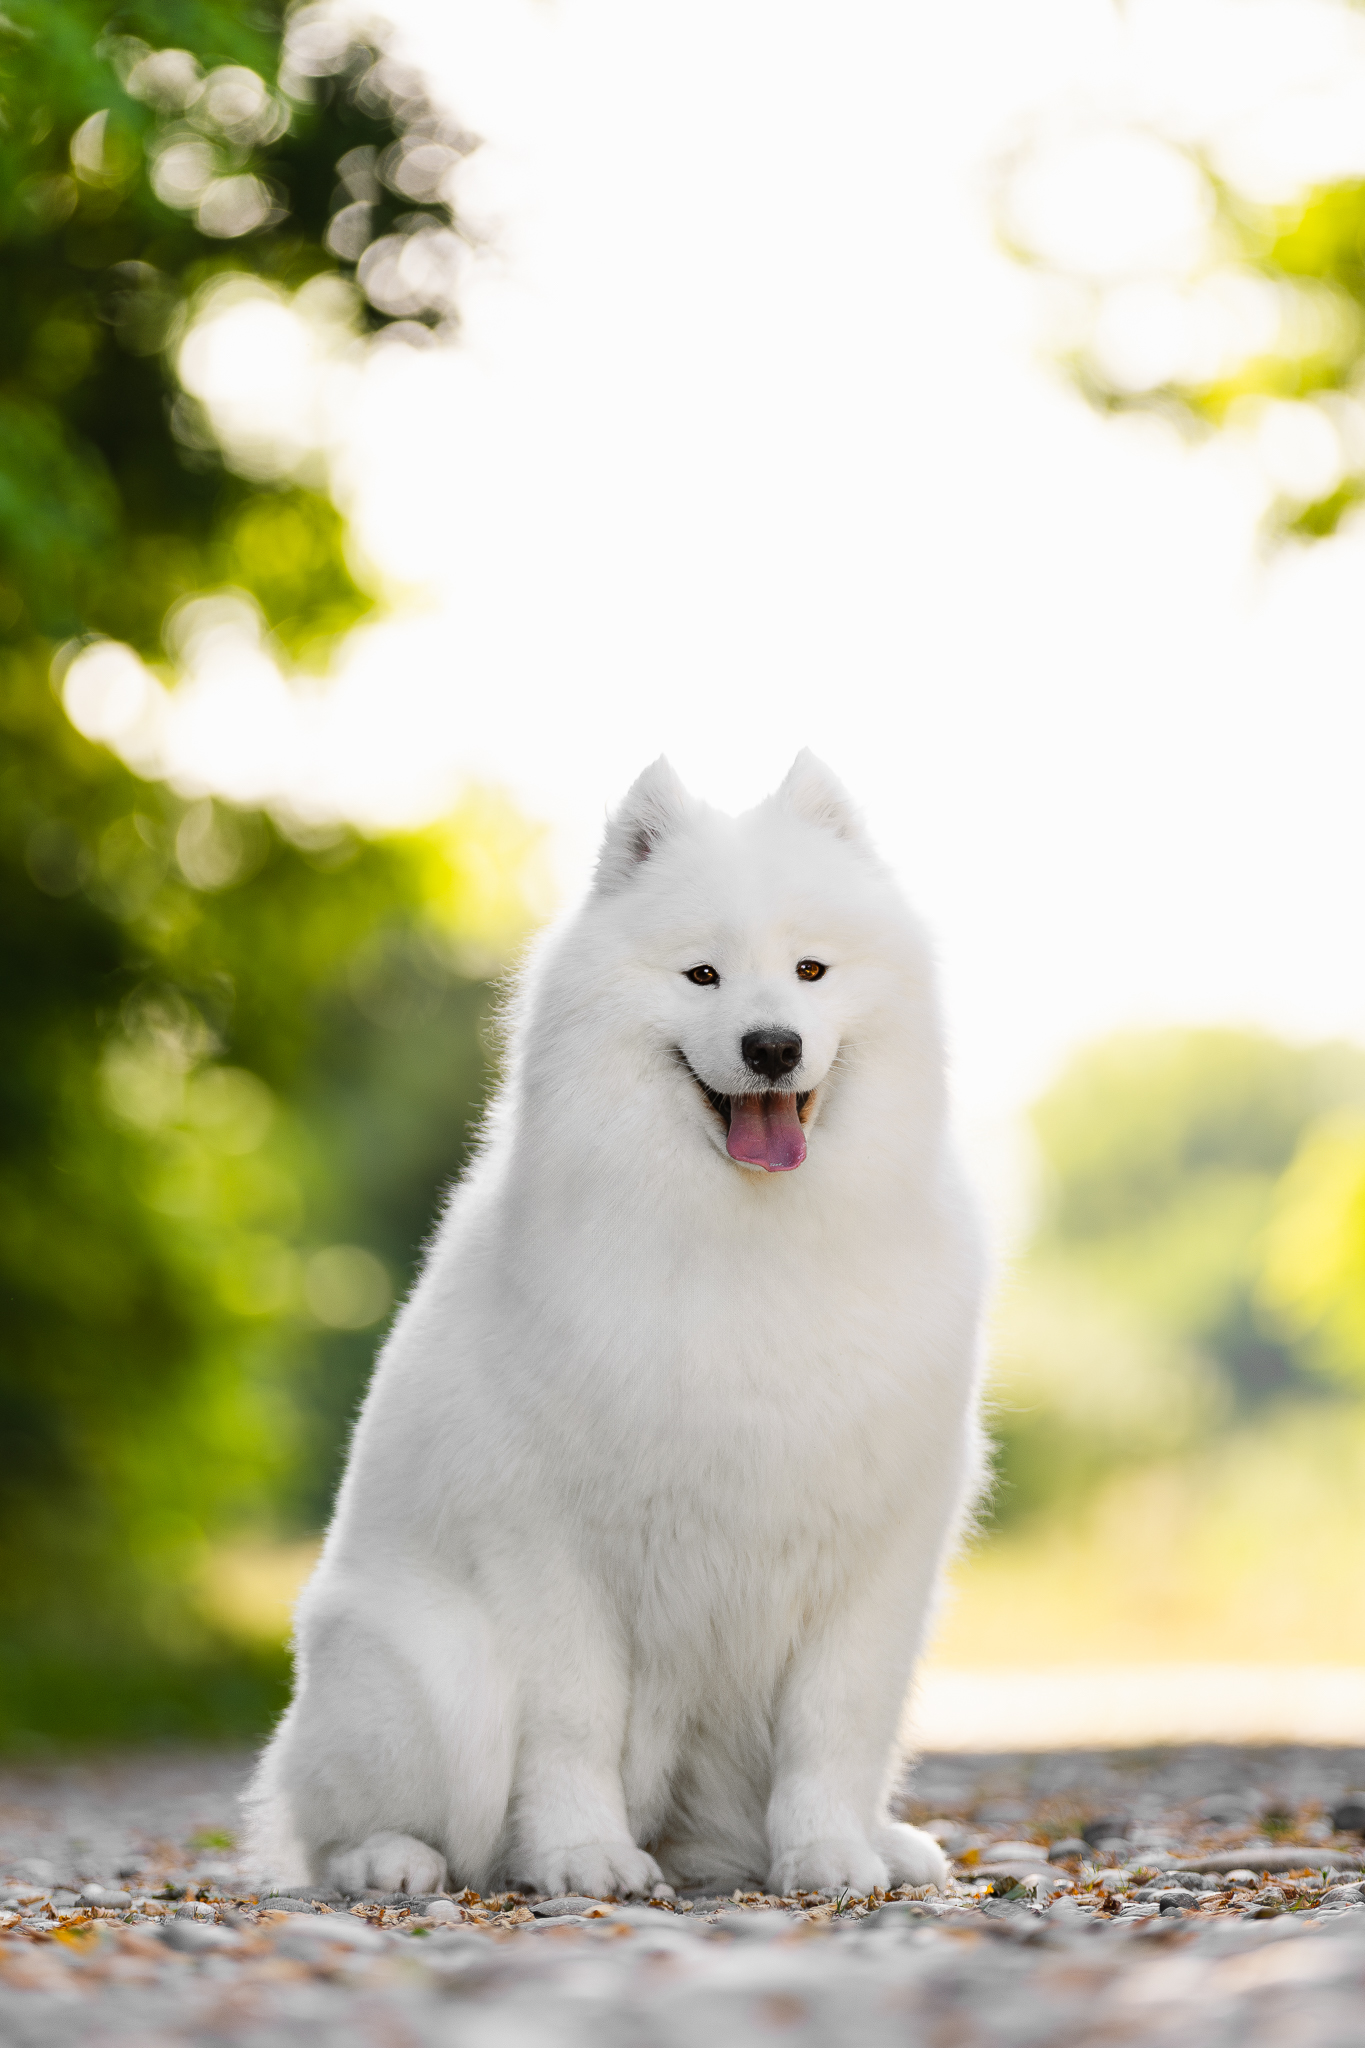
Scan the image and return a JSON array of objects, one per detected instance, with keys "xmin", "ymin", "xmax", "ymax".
[{"xmin": 679, "ymin": 1057, "xmax": 811, "ymax": 1172}]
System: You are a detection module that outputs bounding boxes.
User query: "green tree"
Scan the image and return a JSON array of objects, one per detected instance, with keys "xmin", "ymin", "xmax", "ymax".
[
  {"xmin": 1, "ymin": 0, "xmax": 475, "ymax": 656},
  {"xmin": 0, "ymin": 4, "xmax": 536, "ymax": 1745},
  {"xmin": 989, "ymin": 1029, "xmax": 1365, "ymax": 1525}
]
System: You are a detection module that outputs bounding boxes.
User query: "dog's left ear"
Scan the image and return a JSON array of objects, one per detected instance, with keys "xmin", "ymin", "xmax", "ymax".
[
  {"xmin": 774, "ymin": 750, "xmax": 868, "ymax": 846},
  {"xmin": 594, "ymin": 756, "xmax": 692, "ymax": 891}
]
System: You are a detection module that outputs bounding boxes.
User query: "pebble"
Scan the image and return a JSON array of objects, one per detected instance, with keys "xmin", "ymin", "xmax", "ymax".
[
  {"xmin": 714, "ymin": 1907, "xmax": 798, "ymax": 1938},
  {"xmin": 159, "ymin": 1918, "xmax": 241, "ymax": 1953},
  {"xmin": 529, "ymin": 1896, "xmax": 611, "ymax": 1917},
  {"xmin": 269, "ymin": 1915, "xmax": 387, "ymax": 1955},
  {"xmin": 1082, "ymin": 1814, "xmax": 1129, "ymax": 1845},
  {"xmin": 422, "ymin": 1898, "xmax": 464, "ymax": 1923},
  {"xmin": 1195, "ymin": 1792, "xmax": 1265, "ymax": 1825},
  {"xmin": 1179, "ymin": 1847, "xmax": 1363, "ymax": 1874}
]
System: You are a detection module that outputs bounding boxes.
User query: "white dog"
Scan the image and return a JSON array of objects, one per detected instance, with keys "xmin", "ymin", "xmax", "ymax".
[{"xmin": 246, "ymin": 754, "xmax": 986, "ymax": 1899}]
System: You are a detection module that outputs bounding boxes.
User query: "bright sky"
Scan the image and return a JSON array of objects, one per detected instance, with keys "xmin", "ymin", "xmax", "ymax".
[{"xmin": 74, "ymin": 0, "xmax": 1365, "ymax": 1202}]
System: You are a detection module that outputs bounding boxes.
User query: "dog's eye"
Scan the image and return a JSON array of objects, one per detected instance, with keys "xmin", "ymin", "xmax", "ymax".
[
  {"xmin": 795, "ymin": 959, "xmax": 827, "ymax": 981},
  {"xmin": 685, "ymin": 964, "xmax": 719, "ymax": 987}
]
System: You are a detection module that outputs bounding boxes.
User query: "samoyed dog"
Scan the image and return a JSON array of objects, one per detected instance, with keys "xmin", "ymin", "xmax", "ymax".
[{"xmin": 246, "ymin": 753, "xmax": 986, "ymax": 1898}]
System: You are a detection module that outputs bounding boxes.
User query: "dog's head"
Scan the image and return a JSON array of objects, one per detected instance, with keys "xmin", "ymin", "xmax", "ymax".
[{"xmin": 585, "ymin": 752, "xmax": 925, "ymax": 1174}]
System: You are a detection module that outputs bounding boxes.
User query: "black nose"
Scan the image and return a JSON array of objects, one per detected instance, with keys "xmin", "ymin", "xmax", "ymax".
[{"xmin": 741, "ymin": 1028, "xmax": 802, "ymax": 1081}]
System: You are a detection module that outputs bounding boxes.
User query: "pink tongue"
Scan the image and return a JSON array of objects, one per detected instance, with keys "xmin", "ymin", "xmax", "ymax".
[{"xmin": 726, "ymin": 1093, "xmax": 807, "ymax": 1172}]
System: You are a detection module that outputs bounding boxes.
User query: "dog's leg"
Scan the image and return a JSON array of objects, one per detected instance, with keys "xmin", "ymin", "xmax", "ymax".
[
  {"xmin": 246, "ymin": 1569, "xmax": 514, "ymax": 1894},
  {"xmin": 765, "ymin": 1522, "xmax": 954, "ymax": 1898},
  {"xmin": 507, "ymin": 1582, "xmax": 664, "ymax": 1899}
]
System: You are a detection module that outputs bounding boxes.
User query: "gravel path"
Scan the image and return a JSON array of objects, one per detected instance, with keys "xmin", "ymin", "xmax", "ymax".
[{"xmin": 5, "ymin": 1743, "xmax": 1365, "ymax": 2044}]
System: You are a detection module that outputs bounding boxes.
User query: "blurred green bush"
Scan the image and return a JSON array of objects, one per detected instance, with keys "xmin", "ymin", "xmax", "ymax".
[
  {"xmin": 0, "ymin": 2, "xmax": 537, "ymax": 1746},
  {"xmin": 3, "ymin": 655, "xmax": 536, "ymax": 1740},
  {"xmin": 991, "ymin": 1028, "xmax": 1365, "ymax": 1528}
]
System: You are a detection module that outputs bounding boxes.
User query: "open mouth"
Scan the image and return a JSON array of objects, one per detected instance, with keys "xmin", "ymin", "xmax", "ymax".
[{"xmin": 678, "ymin": 1055, "xmax": 812, "ymax": 1173}]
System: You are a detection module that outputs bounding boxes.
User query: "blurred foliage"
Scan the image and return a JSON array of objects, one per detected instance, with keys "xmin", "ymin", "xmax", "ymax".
[
  {"xmin": 1002, "ymin": 124, "xmax": 1365, "ymax": 541},
  {"xmin": 1, "ymin": 642, "xmax": 540, "ymax": 1746},
  {"xmin": 0, "ymin": 3, "xmax": 541, "ymax": 1747},
  {"xmin": 937, "ymin": 1398, "xmax": 1365, "ymax": 1666},
  {"xmin": 989, "ymin": 1029, "xmax": 1365, "ymax": 1527},
  {"xmin": 0, "ymin": 0, "xmax": 476, "ymax": 662},
  {"xmin": 1261, "ymin": 1112, "xmax": 1365, "ymax": 1386}
]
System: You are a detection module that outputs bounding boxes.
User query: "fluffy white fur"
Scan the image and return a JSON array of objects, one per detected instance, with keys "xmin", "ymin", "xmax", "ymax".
[{"xmin": 245, "ymin": 753, "xmax": 987, "ymax": 1898}]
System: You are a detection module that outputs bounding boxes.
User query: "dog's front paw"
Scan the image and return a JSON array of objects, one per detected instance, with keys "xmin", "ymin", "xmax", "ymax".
[
  {"xmin": 874, "ymin": 1823, "xmax": 948, "ymax": 1890},
  {"xmin": 526, "ymin": 1840, "xmax": 663, "ymax": 1900},
  {"xmin": 327, "ymin": 1832, "xmax": 448, "ymax": 1895},
  {"xmin": 768, "ymin": 1837, "xmax": 889, "ymax": 1898}
]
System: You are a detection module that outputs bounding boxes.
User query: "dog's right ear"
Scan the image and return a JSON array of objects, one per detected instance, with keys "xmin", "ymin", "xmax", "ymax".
[
  {"xmin": 594, "ymin": 757, "xmax": 692, "ymax": 892},
  {"xmin": 774, "ymin": 750, "xmax": 868, "ymax": 846}
]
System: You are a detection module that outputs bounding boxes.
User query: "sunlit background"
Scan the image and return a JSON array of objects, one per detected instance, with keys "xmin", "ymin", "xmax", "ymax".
[{"xmin": 8, "ymin": 0, "xmax": 1365, "ymax": 1751}]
